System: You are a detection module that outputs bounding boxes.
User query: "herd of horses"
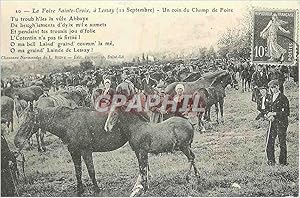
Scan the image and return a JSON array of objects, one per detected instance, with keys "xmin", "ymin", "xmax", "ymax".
[{"xmin": 2, "ymin": 69, "xmax": 239, "ymax": 196}]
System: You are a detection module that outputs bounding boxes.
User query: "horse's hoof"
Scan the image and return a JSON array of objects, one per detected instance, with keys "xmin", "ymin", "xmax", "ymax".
[
  {"xmin": 77, "ymin": 186, "xmax": 84, "ymax": 196},
  {"xmin": 130, "ymin": 185, "xmax": 144, "ymax": 197},
  {"xmin": 93, "ymin": 186, "xmax": 100, "ymax": 194},
  {"xmin": 185, "ymin": 175, "xmax": 190, "ymax": 183}
]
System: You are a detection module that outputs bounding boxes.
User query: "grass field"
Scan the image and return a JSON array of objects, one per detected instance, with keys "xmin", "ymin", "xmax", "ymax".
[{"xmin": 3, "ymin": 81, "xmax": 299, "ymax": 197}]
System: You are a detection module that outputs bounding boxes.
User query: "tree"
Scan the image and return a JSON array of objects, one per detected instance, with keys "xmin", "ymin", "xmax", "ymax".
[{"xmin": 217, "ymin": 8, "xmax": 252, "ymax": 60}]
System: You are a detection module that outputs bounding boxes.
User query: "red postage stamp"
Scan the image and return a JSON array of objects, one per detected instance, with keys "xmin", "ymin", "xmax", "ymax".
[{"xmin": 251, "ymin": 9, "xmax": 299, "ymax": 66}]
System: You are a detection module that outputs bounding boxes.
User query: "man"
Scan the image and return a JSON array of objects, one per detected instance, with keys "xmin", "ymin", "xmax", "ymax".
[
  {"xmin": 164, "ymin": 71, "xmax": 176, "ymax": 84},
  {"xmin": 141, "ymin": 71, "xmax": 158, "ymax": 93},
  {"xmin": 101, "ymin": 79, "xmax": 115, "ymax": 107},
  {"xmin": 268, "ymin": 65, "xmax": 285, "ymax": 93},
  {"xmin": 255, "ymin": 86, "xmax": 269, "ymax": 120},
  {"xmin": 251, "ymin": 64, "xmax": 269, "ymax": 120},
  {"xmin": 1, "ymin": 132, "xmax": 17, "ymax": 196},
  {"xmin": 265, "ymin": 80, "xmax": 290, "ymax": 166},
  {"xmin": 251, "ymin": 64, "xmax": 269, "ymax": 102},
  {"xmin": 149, "ymin": 81, "xmax": 166, "ymax": 123}
]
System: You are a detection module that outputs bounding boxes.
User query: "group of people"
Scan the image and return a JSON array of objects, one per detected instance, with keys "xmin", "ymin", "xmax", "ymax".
[
  {"xmin": 252, "ymin": 64, "xmax": 290, "ymax": 166},
  {"xmin": 91, "ymin": 72, "xmax": 197, "ymax": 123}
]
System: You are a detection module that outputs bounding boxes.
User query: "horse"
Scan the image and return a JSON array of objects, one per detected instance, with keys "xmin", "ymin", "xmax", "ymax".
[
  {"xmin": 14, "ymin": 106, "xmax": 128, "ymax": 196},
  {"xmin": 32, "ymin": 91, "xmax": 83, "ymax": 152},
  {"xmin": 15, "ymin": 99, "xmax": 28, "ymax": 119},
  {"xmin": 182, "ymin": 71, "xmax": 202, "ymax": 82},
  {"xmin": 1, "ymin": 96, "xmax": 14, "ymax": 132},
  {"xmin": 164, "ymin": 70, "xmax": 231, "ymax": 96},
  {"xmin": 2, "ymin": 85, "xmax": 43, "ymax": 103},
  {"xmin": 104, "ymin": 107, "xmax": 199, "ymax": 197},
  {"xmin": 205, "ymin": 71, "xmax": 238, "ymax": 123},
  {"xmin": 56, "ymin": 88, "xmax": 88, "ymax": 107}
]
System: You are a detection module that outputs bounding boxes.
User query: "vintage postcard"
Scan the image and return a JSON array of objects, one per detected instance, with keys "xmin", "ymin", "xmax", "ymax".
[{"xmin": 1, "ymin": 1, "xmax": 299, "ymax": 197}]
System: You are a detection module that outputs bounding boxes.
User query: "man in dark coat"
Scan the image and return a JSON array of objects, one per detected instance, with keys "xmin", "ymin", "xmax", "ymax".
[
  {"xmin": 251, "ymin": 64, "xmax": 269, "ymax": 102},
  {"xmin": 1, "ymin": 132, "xmax": 16, "ymax": 196},
  {"xmin": 268, "ymin": 65, "xmax": 285, "ymax": 93},
  {"xmin": 265, "ymin": 80, "xmax": 290, "ymax": 166},
  {"xmin": 164, "ymin": 71, "xmax": 176, "ymax": 85},
  {"xmin": 141, "ymin": 71, "xmax": 158, "ymax": 93}
]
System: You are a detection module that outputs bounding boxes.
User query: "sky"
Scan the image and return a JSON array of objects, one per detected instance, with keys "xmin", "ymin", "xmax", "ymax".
[{"xmin": 0, "ymin": 1, "xmax": 299, "ymax": 61}]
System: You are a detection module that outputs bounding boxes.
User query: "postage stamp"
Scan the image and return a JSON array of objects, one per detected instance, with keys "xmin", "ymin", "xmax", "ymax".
[{"xmin": 251, "ymin": 9, "xmax": 299, "ymax": 66}]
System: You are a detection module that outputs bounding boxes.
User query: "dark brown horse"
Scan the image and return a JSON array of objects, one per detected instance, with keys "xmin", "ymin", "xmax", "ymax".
[
  {"xmin": 104, "ymin": 107, "xmax": 199, "ymax": 196},
  {"xmin": 33, "ymin": 94, "xmax": 78, "ymax": 152},
  {"xmin": 14, "ymin": 106, "xmax": 128, "ymax": 196},
  {"xmin": 205, "ymin": 71, "xmax": 238, "ymax": 123},
  {"xmin": 182, "ymin": 71, "xmax": 202, "ymax": 82},
  {"xmin": 3, "ymin": 86, "xmax": 43, "ymax": 103},
  {"xmin": 1, "ymin": 96, "xmax": 14, "ymax": 132},
  {"xmin": 164, "ymin": 70, "xmax": 229, "ymax": 96},
  {"xmin": 32, "ymin": 87, "xmax": 89, "ymax": 152}
]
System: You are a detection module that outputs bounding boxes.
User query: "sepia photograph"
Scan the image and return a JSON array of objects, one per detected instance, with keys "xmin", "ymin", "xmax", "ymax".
[{"xmin": 0, "ymin": 1, "xmax": 299, "ymax": 197}]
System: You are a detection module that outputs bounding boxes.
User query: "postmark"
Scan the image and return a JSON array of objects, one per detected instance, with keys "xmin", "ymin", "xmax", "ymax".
[{"xmin": 251, "ymin": 9, "xmax": 299, "ymax": 66}]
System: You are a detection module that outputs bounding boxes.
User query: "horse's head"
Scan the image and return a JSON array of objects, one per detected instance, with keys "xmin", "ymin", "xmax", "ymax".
[
  {"xmin": 14, "ymin": 106, "xmax": 38, "ymax": 150},
  {"xmin": 213, "ymin": 71, "xmax": 238, "ymax": 90}
]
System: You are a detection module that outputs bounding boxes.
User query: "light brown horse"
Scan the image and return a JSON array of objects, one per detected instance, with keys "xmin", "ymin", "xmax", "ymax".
[
  {"xmin": 14, "ymin": 106, "xmax": 128, "ymax": 196},
  {"xmin": 105, "ymin": 107, "xmax": 199, "ymax": 196}
]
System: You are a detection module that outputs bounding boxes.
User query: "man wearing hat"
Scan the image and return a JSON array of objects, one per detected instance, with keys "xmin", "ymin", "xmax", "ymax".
[
  {"xmin": 164, "ymin": 71, "xmax": 176, "ymax": 84},
  {"xmin": 268, "ymin": 65, "xmax": 285, "ymax": 93},
  {"xmin": 149, "ymin": 81, "xmax": 166, "ymax": 123},
  {"xmin": 141, "ymin": 70, "xmax": 157, "ymax": 93},
  {"xmin": 251, "ymin": 64, "xmax": 269, "ymax": 102},
  {"xmin": 102, "ymin": 78, "xmax": 115, "ymax": 104},
  {"xmin": 91, "ymin": 79, "xmax": 115, "ymax": 110},
  {"xmin": 265, "ymin": 80, "xmax": 290, "ymax": 166},
  {"xmin": 251, "ymin": 64, "xmax": 269, "ymax": 119}
]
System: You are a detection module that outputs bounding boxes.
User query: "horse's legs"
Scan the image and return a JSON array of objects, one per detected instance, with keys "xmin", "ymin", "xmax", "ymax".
[
  {"xmin": 36, "ymin": 129, "xmax": 46, "ymax": 152},
  {"xmin": 11, "ymin": 117, "xmax": 13, "ymax": 132},
  {"xmin": 219, "ymin": 99, "xmax": 224, "ymax": 124},
  {"xmin": 215, "ymin": 103, "xmax": 219, "ymax": 124},
  {"xmin": 198, "ymin": 113, "xmax": 206, "ymax": 133},
  {"xmin": 180, "ymin": 146, "xmax": 199, "ymax": 182},
  {"xmin": 6, "ymin": 121, "xmax": 10, "ymax": 133},
  {"xmin": 205, "ymin": 107, "xmax": 211, "ymax": 122},
  {"xmin": 40, "ymin": 130, "xmax": 46, "ymax": 152},
  {"xmin": 69, "ymin": 149, "xmax": 84, "ymax": 196},
  {"xmin": 82, "ymin": 149, "xmax": 100, "ymax": 194},
  {"xmin": 36, "ymin": 130, "xmax": 42, "ymax": 152},
  {"xmin": 131, "ymin": 150, "xmax": 149, "ymax": 196}
]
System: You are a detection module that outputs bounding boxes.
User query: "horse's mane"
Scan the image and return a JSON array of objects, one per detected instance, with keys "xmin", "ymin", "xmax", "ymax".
[
  {"xmin": 202, "ymin": 70, "xmax": 227, "ymax": 79},
  {"xmin": 210, "ymin": 71, "xmax": 229, "ymax": 87},
  {"xmin": 134, "ymin": 111, "xmax": 150, "ymax": 122}
]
